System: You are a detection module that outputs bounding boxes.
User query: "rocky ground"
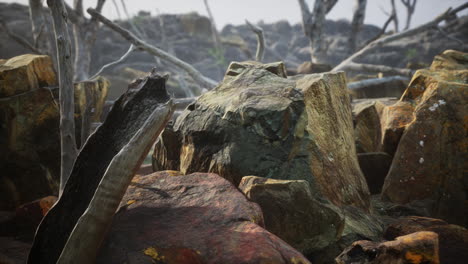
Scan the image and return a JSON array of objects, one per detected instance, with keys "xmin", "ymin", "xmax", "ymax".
[{"xmin": 0, "ymin": 2, "xmax": 467, "ymax": 264}]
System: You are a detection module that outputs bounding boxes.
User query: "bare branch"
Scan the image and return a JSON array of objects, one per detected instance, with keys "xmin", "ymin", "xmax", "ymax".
[
  {"xmin": 246, "ymin": 20, "xmax": 265, "ymax": 62},
  {"xmin": 333, "ymin": 3, "xmax": 468, "ymax": 73},
  {"xmin": 89, "ymin": 44, "xmax": 136, "ymax": 79},
  {"xmin": 47, "ymin": 0, "xmax": 78, "ymax": 194},
  {"xmin": 390, "ymin": 0, "xmax": 399, "ymax": 32},
  {"xmin": 401, "ymin": 0, "xmax": 417, "ymax": 30},
  {"xmin": 0, "ymin": 20, "xmax": 42, "ymax": 54},
  {"xmin": 358, "ymin": 13, "xmax": 394, "ymax": 50},
  {"xmin": 87, "ymin": 8, "xmax": 217, "ymax": 89},
  {"xmin": 348, "ymin": 75, "xmax": 410, "ymax": 90},
  {"xmin": 437, "ymin": 26, "xmax": 465, "ymax": 47}
]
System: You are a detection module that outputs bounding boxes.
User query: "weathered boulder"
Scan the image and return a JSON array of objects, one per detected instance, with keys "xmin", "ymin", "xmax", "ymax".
[
  {"xmin": 97, "ymin": 171, "xmax": 310, "ymax": 264},
  {"xmin": 379, "ymin": 100, "xmax": 415, "ymax": 156},
  {"xmin": 353, "ymin": 100, "xmax": 386, "ymax": 153},
  {"xmin": 154, "ymin": 61, "xmax": 370, "ymax": 210},
  {"xmin": 238, "ymin": 176, "xmax": 344, "ymax": 256},
  {"xmin": 0, "ymin": 54, "xmax": 109, "ymax": 210},
  {"xmin": 383, "ymin": 216, "xmax": 468, "ymax": 264},
  {"xmin": 336, "ymin": 231, "xmax": 440, "ymax": 264},
  {"xmin": 357, "ymin": 152, "xmax": 392, "ymax": 194},
  {"xmin": 0, "ymin": 54, "xmax": 56, "ymax": 97},
  {"xmin": 381, "ymin": 50, "xmax": 468, "ymax": 226}
]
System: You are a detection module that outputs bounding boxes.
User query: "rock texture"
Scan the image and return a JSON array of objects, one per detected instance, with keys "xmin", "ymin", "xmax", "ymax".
[
  {"xmin": 239, "ymin": 176, "xmax": 344, "ymax": 256},
  {"xmin": 154, "ymin": 61, "xmax": 370, "ymax": 210},
  {"xmin": 381, "ymin": 50, "xmax": 468, "ymax": 226},
  {"xmin": 336, "ymin": 231, "xmax": 440, "ymax": 264},
  {"xmin": 384, "ymin": 216, "xmax": 468, "ymax": 264},
  {"xmin": 357, "ymin": 152, "xmax": 392, "ymax": 194},
  {"xmin": 0, "ymin": 54, "xmax": 110, "ymax": 210},
  {"xmin": 97, "ymin": 171, "xmax": 310, "ymax": 264}
]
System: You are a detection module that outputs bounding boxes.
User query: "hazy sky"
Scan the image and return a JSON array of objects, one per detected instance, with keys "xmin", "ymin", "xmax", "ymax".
[{"xmin": 3, "ymin": 0, "xmax": 467, "ymax": 29}]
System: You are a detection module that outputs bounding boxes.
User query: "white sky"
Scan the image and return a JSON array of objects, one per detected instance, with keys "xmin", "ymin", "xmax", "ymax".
[{"xmin": 2, "ymin": 0, "xmax": 467, "ymax": 29}]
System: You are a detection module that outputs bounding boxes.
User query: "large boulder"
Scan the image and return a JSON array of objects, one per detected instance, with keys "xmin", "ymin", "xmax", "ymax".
[
  {"xmin": 153, "ymin": 61, "xmax": 370, "ymax": 210},
  {"xmin": 238, "ymin": 176, "xmax": 344, "ymax": 256},
  {"xmin": 97, "ymin": 171, "xmax": 310, "ymax": 264},
  {"xmin": 383, "ymin": 216, "xmax": 468, "ymax": 264},
  {"xmin": 0, "ymin": 54, "xmax": 109, "ymax": 210},
  {"xmin": 381, "ymin": 50, "xmax": 468, "ymax": 226}
]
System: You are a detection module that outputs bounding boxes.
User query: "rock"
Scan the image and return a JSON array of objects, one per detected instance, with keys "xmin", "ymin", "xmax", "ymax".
[
  {"xmin": 0, "ymin": 54, "xmax": 109, "ymax": 210},
  {"xmin": 296, "ymin": 61, "xmax": 332, "ymax": 74},
  {"xmin": 336, "ymin": 231, "xmax": 440, "ymax": 264},
  {"xmin": 379, "ymin": 101, "xmax": 415, "ymax": 156},
  {"xmin": 154, "ymin": 61, "xmax": 370, "ymax": 210},
  {"xmin": 353, "ymin": 100, "xmax": 386, "ymax": 153},
  {"xmin": 239, "ymin": 176, "xmax": 344, "ymax": 256},
  {"xmin": 97, "ymin": 171, "xmax": 310, "ymax": 264},
  {"xmin": 381, "ymin": 50, "xmax": 468, "ymax": 226},
  {"xmin": 383, "ymin": 216, "xmax": 468, "ymax": 264},
  {"xmin": 357, "ymin": 153, "xmax": 392, "ymax": 194},
  {"xmin": 0, "ymin": 54, "xmax": 56, "ymax": 97},
  {"xmin": 0, "ymin": 237, "xmax": 31, "ymax": 264}
]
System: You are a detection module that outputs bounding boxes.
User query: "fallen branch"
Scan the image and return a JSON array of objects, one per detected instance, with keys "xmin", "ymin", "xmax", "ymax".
[
  {"xmin": 333, "ymin": 2, "xmax": 468, "ymax": 73},
  {"xmin": 87, "ymin": 8, "xmax": 217, "ymax": 89},
  {"xmin": 347, "ymin": 75, "xmax": 410, "ymax": 90},
  {"xmin": 89, "ymin": 44, "xmax": 136, "ymax": 79},
  {"xmin": 341, "ymin": 62, "xmax": 414, "ymax": 77},
  {"xmin": 245, "ymin": 20, "xmax": 265, "ymax": 62}
]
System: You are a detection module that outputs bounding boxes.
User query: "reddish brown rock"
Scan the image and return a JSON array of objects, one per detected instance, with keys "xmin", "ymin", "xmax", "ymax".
[
  {"xmin": 336, "ymin": 231, "xmax": 440, "ymax": 264},
  {"xmin": 97, "ymin": 171, "xmax": 310, "ymax": 264},
  {"xmin": 384, "ymin": 216, "xmax": 468, "ymax": 264},
  {"xmin": 381, "ymin": 50, "xmax": 468, "ymax": 226}
]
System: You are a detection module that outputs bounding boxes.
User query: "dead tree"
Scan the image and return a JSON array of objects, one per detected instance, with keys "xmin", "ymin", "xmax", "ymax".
[
  {"xmin": 246, "ymin": 20, "xmax": 265, "ymax": 62},
  {"xmin": 87, "ymin": 8, "xmax": 218, "ymax": 89},
  {"xmin": 333, "ymin": 3, "xmax": 468, "ymax": 75},
  {"xmin": 401, "ymin": 0, "xmax": 417, "ymax": 30},
  {"xmin": 46, "ymin": 0, "xmax": 78, "ymax": 194},
  {"xmin": 28, "ymin": 0, "xmax": 54, "ymax": 57},
  {"xmin": 28, "ymin": 72, "xmax": 174, "ymax": 264},
  {"xmin": 390, "ymin": 0, "xmax": 399, "ymax": 32},
  {"xmin": 66, "ymin": 0, "xmax": 107, "ymax": 81},
  {"xmin": 298, "ymin": 0, "xmax": 338, "ymax": 63},
  {"xmin": 348, "ymin": 0, "xmax": 367, "ymax": 53}
]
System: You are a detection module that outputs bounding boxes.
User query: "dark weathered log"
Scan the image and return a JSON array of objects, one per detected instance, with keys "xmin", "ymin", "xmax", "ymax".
[
  {"xmin": 28, "ymin": 72, "xmax": 174, "ymax": 264},
  {"xmin": 47, "ymin": 0, "xmax": 78, "ymax": 194},
  {"xmin": 246, "ymin": 20, "xmax": 265, "ymax": 62},
  {"xmin": 87, "ymin": 8, "xmax": 218, "ymax": 89}
]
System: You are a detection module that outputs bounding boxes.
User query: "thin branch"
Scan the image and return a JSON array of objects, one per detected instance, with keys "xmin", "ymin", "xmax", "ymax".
[
  {"xmin": 246, "ymin": 20, "xmax": 265, "ymax": 62},
  {"xmin": 0, "ymin": 20, "xmax": 42, "ymax": 54},
  {"xmin": 401, "ymin": 0, "xmax": 417, "ymax": 30},
  {"xmin": 89, "ymin": 44, "xmax": 136, "ymax": 79},
  {"xmin": 325, "ymin": 0, "xmax": 339, "ymax": 14},
  {"xmin": 347, "ymin": 76, "xmax": 410, "ymax": 90},
  {"xmin": 87, "ymin": 8, "xmax": 217, "ymax": 89},
  {"xmin": 333, "ymin": 3, "xmax": 468, "ymax": 73}
]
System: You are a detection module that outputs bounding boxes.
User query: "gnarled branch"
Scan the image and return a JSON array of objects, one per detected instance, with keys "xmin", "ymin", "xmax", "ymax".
[{"xmin": 246, "ymin": 20, "xmax": 265, "ymax": 62}]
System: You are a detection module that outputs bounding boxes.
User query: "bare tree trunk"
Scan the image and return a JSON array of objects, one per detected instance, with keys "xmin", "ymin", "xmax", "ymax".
[
  {"xmin": 47, "ymin": 0, "xmax": 78, "ymax": 195},
  {"xmin": 28, "ymin": 0, "xmax": 54, "ymax": 56},
  {"xmin": 87, "ymin": 8, "xmax": 217, "ymax": 89},
  {"xmin": 401, "ymin": 0, "xmax": 417, "ymax": 30},
  {"xmin": 72, "ymin": 0, "xmax": 107, "ymax": 81},
  {"xmin": 246, "ymin": 20, "xmax": 265, "ymax": 62},
  {"xmin": 298, "ymin": 0, "xmax": 338, "ymax": 63},
  {"xmin": 348, "ymin": 0, "xmax": 367, "ymax": 53},
  {"xmin": 390, "ymin": 0, "xmax": 399, "ymax": 32}
]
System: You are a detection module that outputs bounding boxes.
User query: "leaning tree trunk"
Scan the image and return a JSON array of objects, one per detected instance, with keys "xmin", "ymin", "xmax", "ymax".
[
  {"xmin": 348, "ymin": 0, "xmax": 367, "ymax": 53},
  {"xmin": 28, "ymin": 72, "xmax": 174, "ymax": 264},
  {"xmin": 298, "ymin": 0, "xmax": 338, "ymax": 63},
  {"xmin": 47, "ymin": 0, "xmax": 78, "ymax": 194},
  {"xmin": 28, "ymin": 0, "xmax": 54, "ymax": 57}
]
